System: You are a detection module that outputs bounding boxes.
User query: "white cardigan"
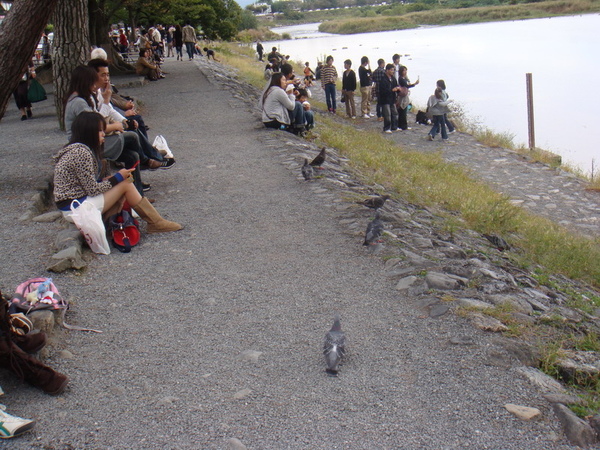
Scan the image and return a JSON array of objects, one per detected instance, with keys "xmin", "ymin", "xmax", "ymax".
[{"xmin": 260, "ymin": 86, "xmax": 295, "ymax": 124}]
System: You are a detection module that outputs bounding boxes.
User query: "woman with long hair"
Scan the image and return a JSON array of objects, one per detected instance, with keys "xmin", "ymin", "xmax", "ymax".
[
  {"xmin": 260, "ymin": 72, "xmax": 296, "ymax": 130},
  {"xmin": 396, "ymin": 65, "xmax": 419, "ymax": 131},
  {"xmin": 54, "ymin": 111, "xmax": 182, "ymax": 233}
]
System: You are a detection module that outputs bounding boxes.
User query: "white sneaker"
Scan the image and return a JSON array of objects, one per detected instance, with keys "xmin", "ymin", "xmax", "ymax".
[
  {"xmin": 369, "ymin": 113, "xmax": 376, "ymax": 117},
  {"xmin": 351, "ymin": 116, "xmax": 356, "ymax": 119},
  {"xmin": 384, "ymin": 130, "xmax": 392, "ymax": 134},
  {"xmin": 363, "ymin": 114, "xmax": 370, "ymax": 119},
  {"xmin": 0, "ymin": 409, "xmax": 35, "ymax": 439}
]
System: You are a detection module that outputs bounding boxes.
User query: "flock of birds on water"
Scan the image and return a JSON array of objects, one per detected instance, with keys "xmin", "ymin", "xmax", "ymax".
[{"xmin": 302, "ymin": 147, "xmax": 509, "ymax": 375}]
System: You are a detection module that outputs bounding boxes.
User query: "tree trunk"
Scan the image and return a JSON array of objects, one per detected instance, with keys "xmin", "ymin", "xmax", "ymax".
[
  {"xmin": 0, "ymin": 0, "xmax": 60, "ymax": 121},
  {"xmin": 52, "ymin": 0, "xmax": 90, "ymax": 130}
]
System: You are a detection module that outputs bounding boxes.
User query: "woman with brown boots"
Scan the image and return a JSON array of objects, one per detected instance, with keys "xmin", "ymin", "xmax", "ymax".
[{"xmin": 54, "ymin": 111, "xmax": 182, "ymax": 234}]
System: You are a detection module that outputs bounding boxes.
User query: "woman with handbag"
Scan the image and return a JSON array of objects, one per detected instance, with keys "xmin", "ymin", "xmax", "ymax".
[
  {"xmin": 54, "ymin": 111, "xmax": 182, "ymax": 233},
  {"xmin": 12, "ymin": 62, "xmax": 35, "ymax": 121},
  {"xmin": 396, "ymin": 65, "xmax": 419, "ymax": 131}
]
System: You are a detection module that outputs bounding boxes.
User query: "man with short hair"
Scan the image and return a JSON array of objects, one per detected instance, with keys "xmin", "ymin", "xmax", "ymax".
[
  {"xmin": 182, "ymin": 22, "xmax": 197, "ymax": 60},
  {"xmin": 371, "ymin": 58, "xmax": 386, "ymax": 121},
  {"xmin": 392, "ymin": 53, "xmax": 401, "ymax": 83},
  {"xmin": 379, "ymin": 63, "xmax": 401, "ymax": 133},
  {"xmin": 358, "ymin": 56, "xmax": 372, "ymax": 118}
]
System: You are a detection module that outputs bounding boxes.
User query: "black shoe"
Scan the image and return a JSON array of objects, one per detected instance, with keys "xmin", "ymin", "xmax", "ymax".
[
  {"xmin": 142, "ymin": 183, "xmax": 151, "ymax": 192},
  {"xmin": 21, "ymin": 115, "xmax": 27, "ymax": 121},
  {"xmin": 26, "ymin": 108, "xmax": 32, "ymax": 118},
  {"xmin": 159, "ymin": 158, "xmax": 176, "ymax": 170}
]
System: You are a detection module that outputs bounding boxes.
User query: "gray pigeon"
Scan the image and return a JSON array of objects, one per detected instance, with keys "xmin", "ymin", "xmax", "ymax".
[
  {"xmin": 301, "ymin": 158, "xmax": 314, "ymax": 181},
  {"xmin": 310, "ymin": 147, "xmax": 326, "ymax": 167},
  {"xmin": 363, "ymin": 211, "xmax": 384, "ymax": 246},
  {"xmin": 358, "ymin": 194, "xmax": 390, "ymax": 210},
  {"xmin": 483, "ymin": 233, "xmax": 510, "ymax": 251},
  {"xmin": 323, "ymin": 314, "xmax": 346, "ymax": 376}
]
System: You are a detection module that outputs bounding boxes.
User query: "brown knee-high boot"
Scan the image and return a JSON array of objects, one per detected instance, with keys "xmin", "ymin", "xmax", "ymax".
[
  {"xmin": 133, "ymin": 198, "xmax": 182, "ymax": 233},
  {"xmin": 0, "ymin": 337, "xmax": 69, "ymax": 395}
]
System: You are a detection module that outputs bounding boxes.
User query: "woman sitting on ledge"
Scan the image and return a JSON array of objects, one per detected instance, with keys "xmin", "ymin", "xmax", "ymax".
[
  {"xmin": 260, "ymin": 73, "xmax": 296, "ymax": 131},
  {"xmin": 54, "ymin": 111, "xmax": 182, "ymax": 233}
]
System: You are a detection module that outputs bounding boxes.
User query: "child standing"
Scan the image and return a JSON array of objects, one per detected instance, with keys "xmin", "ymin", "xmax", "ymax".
[
  {"xmin": 436, "ymin": 79, "xmax": 455, "ymax": 133},
  {"xmin": 427, "ymin": 87, "xmax": 453, "ymax": 141},
  {"xmin": 303, "ymin": 62, "xmax": 315, "ymax": 87}
]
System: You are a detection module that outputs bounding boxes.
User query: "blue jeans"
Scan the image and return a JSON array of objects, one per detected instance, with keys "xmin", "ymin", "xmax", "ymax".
[
  {"xmin": 382, "ymin": 104, "xmax": 398, "ymax": 131},
  {"xmin": 324, "ymin": 83, "xmax": 336, "ymax": 112},
  {"xmin": 305, "ymin": 110, "xmax": 315, "ymax": 129},
  {"xmin": 185, "ymin": 42, "xmax": 195, "ymax": 59},
  {"xmin": 288, "ymin": 101, "xmax": 307, "ymax": 130},
  {"xmin": 430, "ymin": 115, "xmax": 448, "ymax": 139}
]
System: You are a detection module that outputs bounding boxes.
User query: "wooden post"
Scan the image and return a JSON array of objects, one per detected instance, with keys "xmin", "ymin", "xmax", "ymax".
[{"xmin": 526, "ymin": 73, "xmax": 535, "ymax": 149}]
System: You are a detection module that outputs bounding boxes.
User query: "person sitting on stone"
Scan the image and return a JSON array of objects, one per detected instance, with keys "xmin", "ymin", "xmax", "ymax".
[
  {"xmin": 136, "ymin": 48, "xmax": 163, "ymax": 81},
  {"xmin": 88, "ymin": 58, "xmax": 174, "ymax": 170},
  {"xmin": 54, "ymin": 111, "xmax": 182, "ymax": 233}
]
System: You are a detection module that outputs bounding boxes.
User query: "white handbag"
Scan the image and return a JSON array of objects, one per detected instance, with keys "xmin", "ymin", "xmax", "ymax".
[
  {"xmin": 70, "ymin": 200, "xmax": 110, "ymax": 255},
  {"xmin": 152, "ymin": 135, "xmax": 174, "ymax": 159}
]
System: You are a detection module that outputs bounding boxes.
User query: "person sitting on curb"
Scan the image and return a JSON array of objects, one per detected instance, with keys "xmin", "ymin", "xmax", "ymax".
[
  {"xmin": 54, "ymin": 111, "xmax": 182, "ymax": 233},
  {"xmin": 136, "ymin": 48, "xmax": 163, "ymax": 81},
  {"xmin": 87, "ymin": 58, "xmax": 174, "ymax": 170},
  {"xmin": 0, "ymin": 290, "xmax": 68, "ymax": 396},
  {"xmin": 296, "ymin": 88, "xmax": 315, "ymax": 131},
  {"xmin": 260, "ymin": 73, "xmax": 297, "ymax": 133}
]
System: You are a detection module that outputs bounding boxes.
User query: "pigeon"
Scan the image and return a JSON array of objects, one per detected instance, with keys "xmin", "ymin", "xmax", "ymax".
[
  {"xmin": 324, "ymin": 314, "xmax": 346, "ymax": 375},
  {"xmin": 301, "ymin": 158, "xmax": 314, "ymax": 181},
  {"xmin": 358, "ymin": 194, "xmax": 390, "ymax": 210},
  {"xmin": 309, "ymin": 147, "xmax": 326, "ymax": 167},
  {"xmin": 483, "ymin": 234, "xmax": 510, "ymax": 251},
  {"xmin": 363, "ymin": 211, "xmax": 384, "ymax": 246}
]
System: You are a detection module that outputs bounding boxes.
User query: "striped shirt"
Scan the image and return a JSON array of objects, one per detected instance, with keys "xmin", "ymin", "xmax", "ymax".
[{"xmin": 320, "ymin": 65, "xmax": 338, "ymax": 87}]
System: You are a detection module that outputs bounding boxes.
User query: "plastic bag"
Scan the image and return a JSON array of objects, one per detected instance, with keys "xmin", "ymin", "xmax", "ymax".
[
  {"xmin": 70, "ymin": 200, "xmax": 110, "ymax": 255},
  {"xmin": 27, "ymin": 79, "xmax": 47, "ymax": 103},
  {"xmin": 152, "ymin": 135, "xmax": 173, "ymax": 159}
]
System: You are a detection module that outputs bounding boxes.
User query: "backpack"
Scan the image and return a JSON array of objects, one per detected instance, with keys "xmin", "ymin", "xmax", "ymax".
[{"xmin": 11, "ymin": 277, "xmax": 102, "ymax": 333}]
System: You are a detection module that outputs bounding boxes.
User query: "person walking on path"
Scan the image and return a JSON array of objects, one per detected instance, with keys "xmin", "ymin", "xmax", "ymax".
[
  {"xmin": 358, "ymin": 56, "xmax": 373, "ymax": 118},
  {"xmin": 182, "ymin": 22, "xmax": 197, "ymax": 61},
  {"xmin": 321, "ymin": 55, "xmax": 338, "ymax": 114},
  {"xmin": 173, "ymin": 24, "xmax": 183, "ymax": 61},
  {"xmin": 371, "ymin": 58, "xmax": 386, "ymax": 121},
  {"xmin": 13, "ymin": 62, "xmax": 35, "ymax": 121},
  {"xmin": 379, "ymin": 63, "xmax": 400, "ymax": 133},
  {"xmin": 427, "ymin": 87, "xmax": 453, "ymax": 141},
  {"xmin": 342, "ymin": 59, "xmax": 357, "ymax": 119},
  {"xmin": 397, "ymin": 65, "xmax": 419, "ymax": 130}
]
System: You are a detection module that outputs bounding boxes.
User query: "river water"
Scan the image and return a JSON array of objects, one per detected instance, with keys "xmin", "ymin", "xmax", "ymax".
[{"xmin": 269, "ymin": 15, "xmax": 600, "ymax": 175}]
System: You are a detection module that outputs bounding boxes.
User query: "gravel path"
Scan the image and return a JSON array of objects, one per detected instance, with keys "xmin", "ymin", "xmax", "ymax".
[{"xmin": 0, "ymin": 58, "xmax": 584, "ymax": 449}]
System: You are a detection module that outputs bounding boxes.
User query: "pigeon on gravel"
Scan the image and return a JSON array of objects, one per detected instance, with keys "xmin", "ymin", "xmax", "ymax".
[
  {"xmin": 309, "ymin": 147, "xmax": 326, "ymax": 167},
  {"xmin": 301, "ymin": 158, "xmax": 314, "ymax": 181},
  {"xmin": 324, "ymin": 314, "xmax": 346, "ymax": 376},
  {"xmin": 358, "ymin": 194, "xmax": 390, "ymax": 210},
  {"xmin": 363, "ymin": 212, "xmax": 384, "ymax": 246},
  {"xmin": 483, "ymin": 234, "xmax": 510, "ymax": 251}
]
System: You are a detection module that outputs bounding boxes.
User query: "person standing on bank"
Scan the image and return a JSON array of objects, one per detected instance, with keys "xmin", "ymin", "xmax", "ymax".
[
  {"xmin": 256, "ymin": 41, "xmax": 264, "ymax": 61},
  {"xmin": 437, "ymin": 79, "xmax": 455, "ymax": 133},
  {"xmin": 379, "ymin": 63, "xmax": 401, "ymax": 133},
  {"xmin": 371, "ymin": 58, "xmax": 386, "ymax": 121},
  {"xmin": 342, "ymin": 59, "xmax": 357, "ymax": 119},
  {"xmin": 397, "ymin": 65, "xmax": 419, "ymax": 131},
  {"xmin": 321, "ymin": 55, "xmax": 338, "ymax": 114},
  {"xmin": 358, "ymin": 56, "xmax": 372, "ymax": 118},
  {"xmin": 427, "ymin": 87, "xmax": 453, "ymax": 141}
]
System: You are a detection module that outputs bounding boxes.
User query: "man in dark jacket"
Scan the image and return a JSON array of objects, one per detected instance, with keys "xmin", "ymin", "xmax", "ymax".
[{"xmin": 378, "ymin": 64, "xmax": 400, "ymax": 133}]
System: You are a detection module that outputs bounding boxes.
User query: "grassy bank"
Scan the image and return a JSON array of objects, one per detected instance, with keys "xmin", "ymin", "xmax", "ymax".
[
  {"xmin": 217, "ymin": 42, "xmax": 600, "ymax": 288},
  {"xmin": 317, "ymin": 0, "xmax": 600, "ymax": 34}
]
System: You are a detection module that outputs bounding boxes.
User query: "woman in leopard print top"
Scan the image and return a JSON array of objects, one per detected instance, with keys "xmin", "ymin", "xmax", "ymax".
[{"xmin": 53, "ymin": 112, "xmax": 182, "ymax": 233}]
